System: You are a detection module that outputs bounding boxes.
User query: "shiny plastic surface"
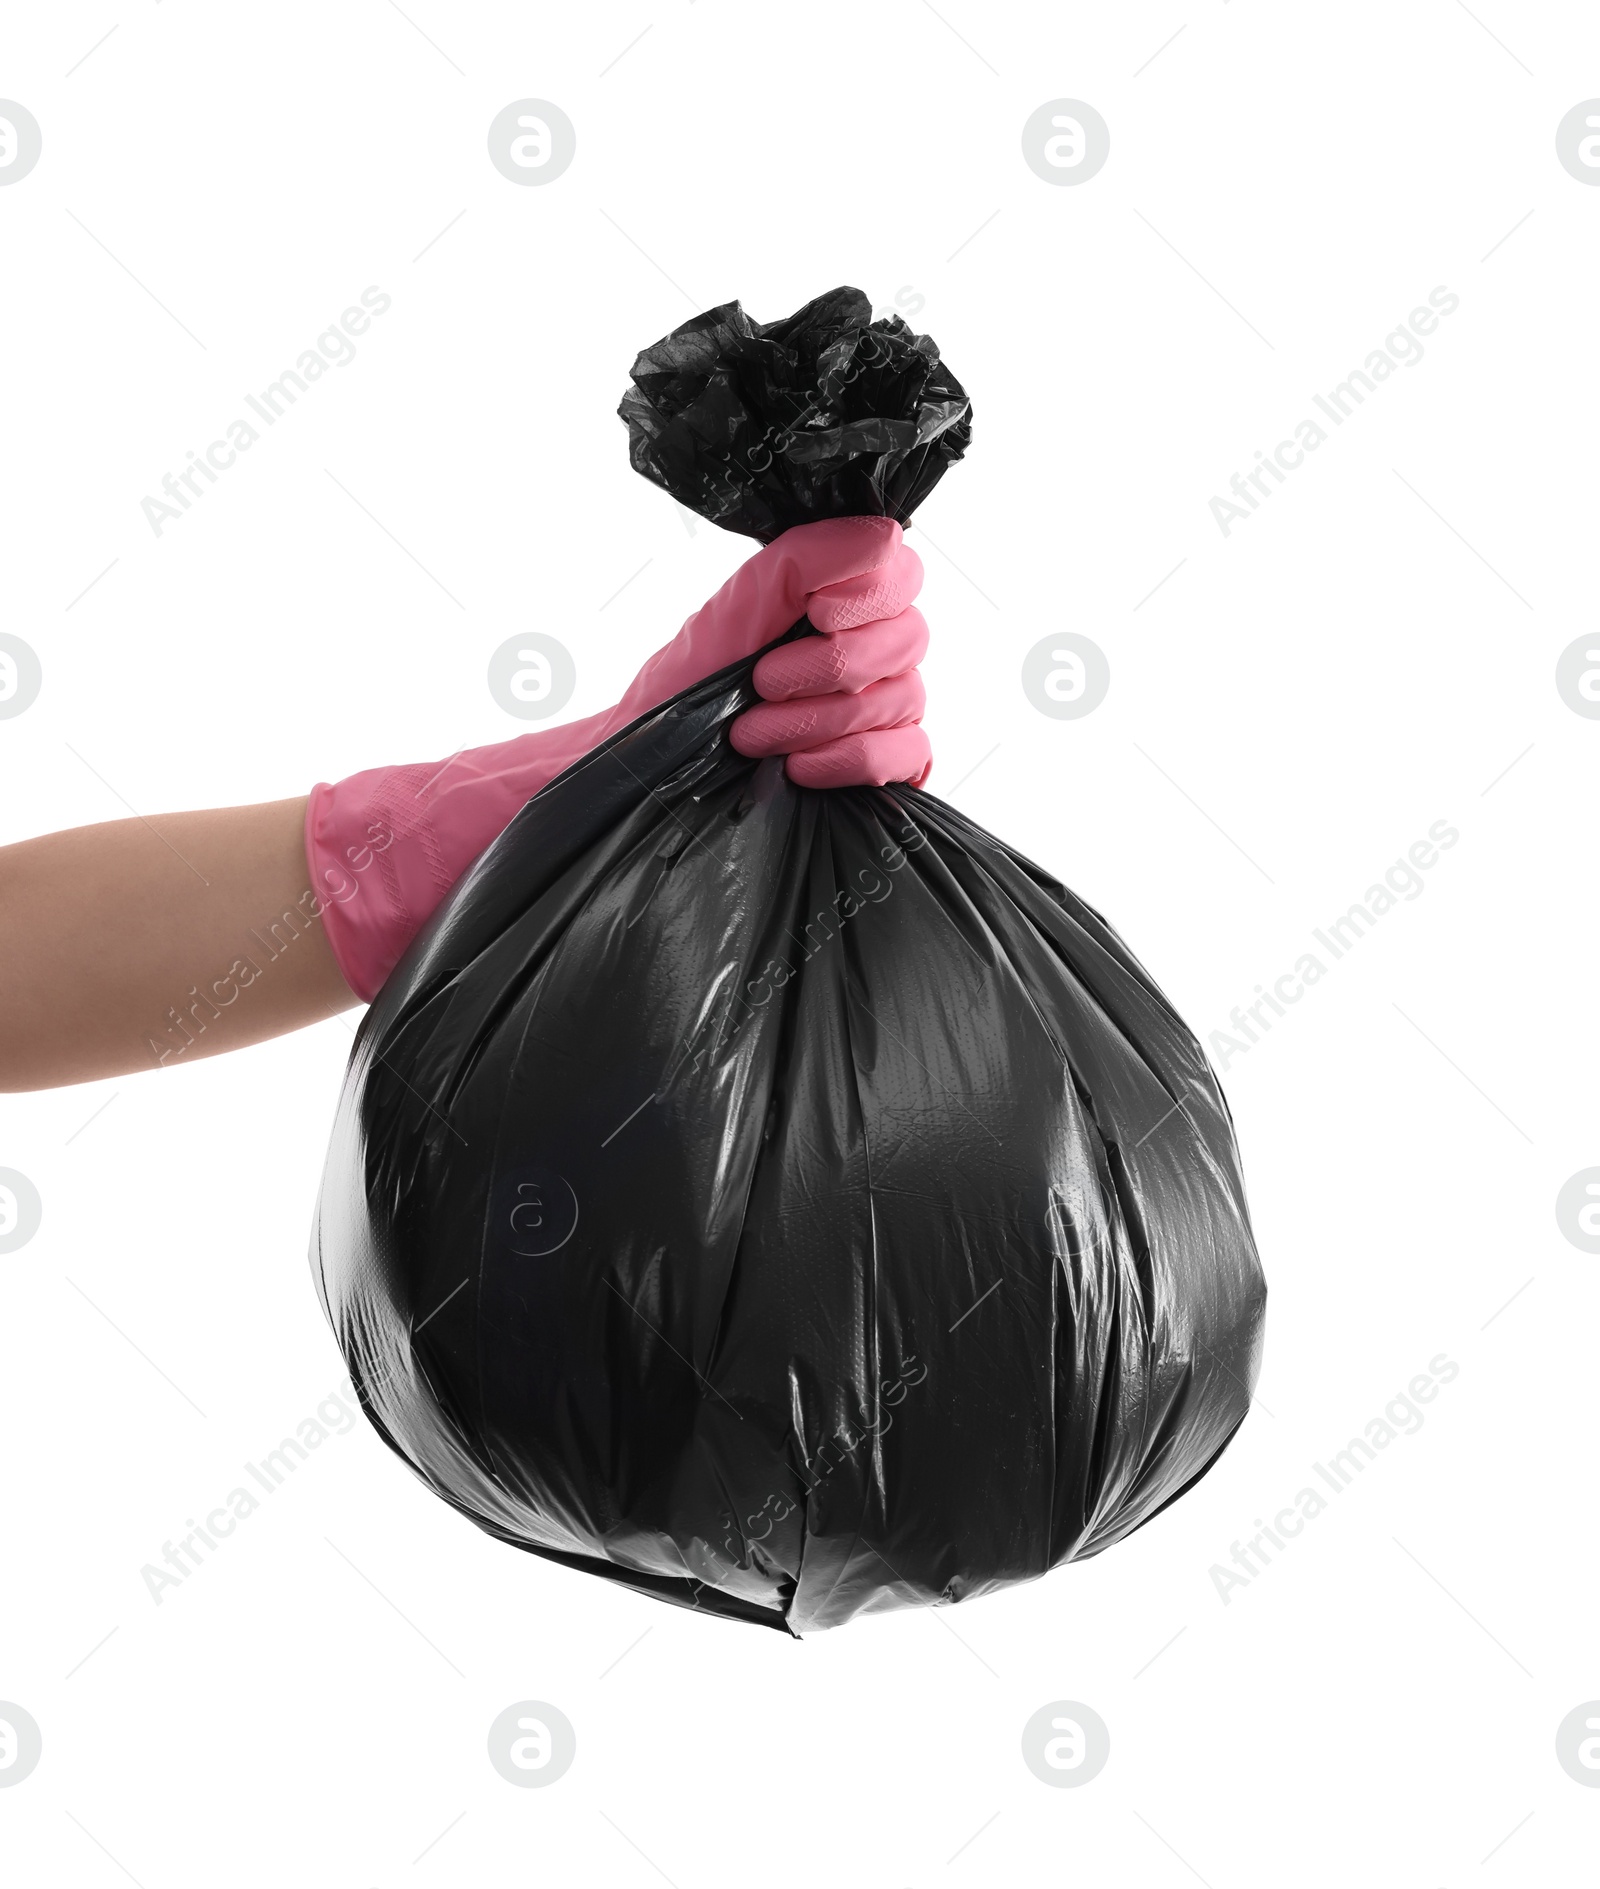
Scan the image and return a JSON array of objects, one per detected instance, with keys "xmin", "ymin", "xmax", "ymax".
[
  {"xmin": 619, "ymin": 286, "xmax": 973, "ymax": 541},
  {"xmin": 312, "ymin": 291, "xmax": 1265, "ymax": 1633}
]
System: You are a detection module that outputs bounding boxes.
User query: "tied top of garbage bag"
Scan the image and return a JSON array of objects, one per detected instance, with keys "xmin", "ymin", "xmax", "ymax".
[
  {"xmin": 618, "ymin": 285, "xmax": 973, "ymax": 540},
  {"xmin": 312, "ymin": 287, "xmax": 1265, "ymax": 1636}
]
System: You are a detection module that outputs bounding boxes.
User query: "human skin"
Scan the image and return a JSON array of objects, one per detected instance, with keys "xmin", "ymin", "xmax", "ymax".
[
  {"xmin": 0, "ymin": 798, "xmax": 357, "ymax": 1092},
  {"xmin": 0, "ymin": 532, "xmax": 933, "ymax": 1092}
]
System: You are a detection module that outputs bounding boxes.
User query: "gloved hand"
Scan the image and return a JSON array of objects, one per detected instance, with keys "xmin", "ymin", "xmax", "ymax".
[
  {"xmin": 306, "ymin": 516, "xmax": 931, "ymax": 1001},
  {"xmin": 728, "ymin": 542, "xmax": 930, "ymax": 791}
]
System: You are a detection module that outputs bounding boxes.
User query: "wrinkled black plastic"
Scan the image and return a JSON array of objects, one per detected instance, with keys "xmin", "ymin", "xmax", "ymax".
[
  {"xmin": 313, "ymin": 291, "xmax": 1264, "ymax": 1634},
  {"xmin": 619, "ymin": 286, "xmax": 973, "ymax": 541}
]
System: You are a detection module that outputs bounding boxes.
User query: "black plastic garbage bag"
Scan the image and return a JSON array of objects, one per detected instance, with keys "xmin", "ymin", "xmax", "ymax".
[{"xmin": 313, "ymin": 289, "xmax": 1265, "ymax": 1634}]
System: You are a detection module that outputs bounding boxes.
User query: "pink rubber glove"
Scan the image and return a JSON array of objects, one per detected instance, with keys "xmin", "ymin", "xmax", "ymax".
[
  {"xmin": 728, "ymin": 568, "xmax": 931, "ymax": 790},
  {"xmin": 307, "ymin": 517, "xmax": 928, "ymax": 1001}
]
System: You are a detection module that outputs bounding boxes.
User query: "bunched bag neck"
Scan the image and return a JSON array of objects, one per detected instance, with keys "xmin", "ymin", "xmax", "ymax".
[{"xmin": 618, "ymin": 286, "xmax": 973, "ymax": 543}]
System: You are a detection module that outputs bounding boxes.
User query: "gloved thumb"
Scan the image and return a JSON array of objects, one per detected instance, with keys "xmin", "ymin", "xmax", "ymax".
[{"xmin": 617, "ymin": 516, "xmax": 903, "ymax": 720}]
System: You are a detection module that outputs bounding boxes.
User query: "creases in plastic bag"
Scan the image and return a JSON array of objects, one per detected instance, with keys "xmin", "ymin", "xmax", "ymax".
[
  {"xmin": 312, "ymin": 289, "xmax": 1265, "ymax": 1635},
  {"xmin": 620, "ymin": 286, "xmax": 972, "ymax": 542}
]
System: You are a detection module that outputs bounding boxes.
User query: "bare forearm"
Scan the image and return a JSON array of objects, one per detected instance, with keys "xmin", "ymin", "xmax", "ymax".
[{"xmin": 0, "ymin": 798, "xmax": 359, "ymax": 1091}]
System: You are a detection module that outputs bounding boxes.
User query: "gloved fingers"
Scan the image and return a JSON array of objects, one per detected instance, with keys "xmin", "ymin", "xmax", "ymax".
[
  {"xmin": 752, "ymin": 607, "xmax": 928, "ymax": 702},
  {"xmin": 807, "ymin": 543, "xmax": 923, "ymax": 632},
  {"xmin": 642, "ymin": 518, "xmax": 903, "ymax": 704},
  {"xmin": 730, "ymin": 672, "xmax": 925, "ymax": 760},
  {"xmin": 764, "ymin": 517, "xmax": 903, "ymax": 627},
  {"xmin": 784, "ymin": 724, "xmax": 933, "ymax": 790}
]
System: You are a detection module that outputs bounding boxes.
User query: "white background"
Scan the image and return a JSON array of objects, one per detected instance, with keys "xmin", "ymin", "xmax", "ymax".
[{"xmin": 1, "ymin": 3, "xmax": 1597, "ymax": 1883}]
